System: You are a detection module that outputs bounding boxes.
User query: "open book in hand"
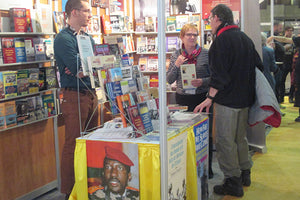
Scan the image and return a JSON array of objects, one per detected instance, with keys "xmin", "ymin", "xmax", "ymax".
[{"xmin": 180, "ymin": 64, "xmax": 196, "ymax": 94}]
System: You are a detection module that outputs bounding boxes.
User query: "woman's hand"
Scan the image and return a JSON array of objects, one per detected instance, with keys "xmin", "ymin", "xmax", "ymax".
[
  {"xmin": 191, "ymin": 79, "xmax": 203, "ymax": 87},
  {"xmin": 175, "ymin": 55, "xmax": 188, "ymax": 67}
]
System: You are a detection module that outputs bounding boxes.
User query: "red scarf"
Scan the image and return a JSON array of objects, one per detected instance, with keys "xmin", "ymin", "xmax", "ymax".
[
  {"xmin": 217, "ymin": 25, "xmax": 239, "ymax": 37},
  {"xmin": 181, "ymin": 44, "xmax": 202, "ymax": 64}
]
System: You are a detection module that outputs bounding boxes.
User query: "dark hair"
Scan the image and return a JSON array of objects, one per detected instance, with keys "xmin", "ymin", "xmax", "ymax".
[
  {"xmin": 65, "ymin": 0, "xmax": 87, "ymax": 19},
  {"xmin": 284, "ymin": 25, "xmax": 294, "ymax": 31},
  {"xmin": 211, "ymin": 4, "xmax": 234, "ymax": 25}
]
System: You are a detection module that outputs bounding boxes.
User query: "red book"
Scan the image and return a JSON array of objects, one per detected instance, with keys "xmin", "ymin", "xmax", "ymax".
[
  {"xmin": 26, "ymin": 9, "xmax": 33, "ymax": 32},
  {"xmin": 149, "ymin": 74, "xmax": 159, "ymax": 87},
  {"xmin": 127, "ymin": 105, "xmax": 145, "ymax": 137},
  {"xmin": 101, "ymin": 15, "xmax": 112, "ymax": 34},
  {"xmin": 9, "ymin": 8, "xmax": 27, "ymax": 32},
  {"xmin": 2, "ymin": 38, "xmax": 16, "ymax": 64}
]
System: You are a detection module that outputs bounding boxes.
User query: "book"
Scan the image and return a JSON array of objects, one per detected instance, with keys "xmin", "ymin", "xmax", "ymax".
[
  {"xmin": 104, "ymin": 35, "xmax": 124, "ymax": 55},
  {"xmin": 147, "ymin": 36, "xmax": 156, "ymax": 52},
  {"xmin": 116, "ymin": 93, "xmax": 132, "ymax": 127},
  {"xmin": 42, "ymin": 93, "xmax": 56, "ymax": 117},
  {"xmin": 38, "ymin": 68, "xmax": 46, "ymax": 91},
  {"xmin": 3, "ymin": 71, "xmax": 18, "ymax": 98},
  {"xmin": 101, "ymin": 15, "xmax": 112, "ymax": 34},
  {"xmin": 132, "ymin": 65, "xmax": 142, "ymax": 80},
  {"xmin": 0, "ymin": 103, "xmax": 5, "ymax": 129},
  {"xmin": 94, "ymin": 44, "xmax": 110, "ymax": 56},
  {"xmin": 137, "ymin": 102, "xmax": 153, "ymax": 133},
  {"xmin": 106, "ymin": 81, "xmax": 123, "ymax": 115},
  {"xmin": 0, "ymin": 73, "xmax": 4, "ymax": 99},
  {"xmin": 33, "ymin": 38, "xmax": 46, "ymax": 61},
  {"xmin": 43, "ymin": 38, "xmax": 54, "ymax": 60},
  {"xmin": 24, "ymin": 38, "xmax": 35, "ymax": 61},
  {"xmin": 145, "ymin": 16, "xmax": 155, "ymax": 32},
  {"xmin": 9, "ymin": 8, "xmax": 27, "ymax": 32},
  {"xmin": 121, "ymin": 54, "xmax": 131, "ymax": 67},
  {"xmin": 176, "ymin": 15, "xmax": 189, "ymax": 31},
  {"xmin": 31, "ymin": 8, "xmax": 42, "ymax": 33},
  {"xmin": 128, "ymin": 79, "xmax": 138, "ymax": 93},
  {"xmin": 35, "ymin": 95, "xmax": 47, "ymax": 120},
  {"xmin": 166, "ymin": 36, "xmax": 179, "ymax": 52},
  {"xmin": 95, "ymin": 85, "xmax": 107, "ymax": 103},
  {"xmin": 149, "ymin": 74, "xmax": 159, "ymax": 88},
  {"xmin": 17, "ymin": 69, "xmax": 29, "ymax": 96},
  {"xmin": 35, "ymin": 4, "xmax": 53, "ymax": 33},
  {"xmin": 2, "ymin": 38, "xmax": 16, "ymax": 64},
  {"xmin": 136, "ymin": 36, "xmax": 147, "ymax": 53},
  {"xmin": 127, "ymin": 104, "xmax": 146, "ymax": 136},
  {"xmin": 109, "ymin": 67, "xmax": 123, "ymax": 82},
  {"xmin": 4, "ymin": 100, "xmax": 17, "ymax": 128},
  {"xmin": 45, "ymin": 67, "xmax": 57, "ymax": 89},
  {"xmin": 26, "ymin": 9, "xmax": 33, "ymax": 32},
  {"xmin": 109, "ymin": 0, "xmax": 124, "ymax": 15},
  {"xmin": 77, "ymin": 35, "xmax": 94, "ymax": 76},
  {"xmin": 121, "ymin": 66, "xmax": 132, "ymax": 80},
  {"xmin": 136, "ymin": 90, "xmax": 151, "ymax": 103},
  {"xmin": 14, "ymin": 38, "xmax": 27, "ymax": 63},
  {"xmin": 0, "ymin": 40, "xmax": 3, "ymax": 64},
  {"xmin": 28, "ymin": 68, "xmax": 39, "ymax": 94},
  {"xmin": 147, "ymin": 56, "xmax": 158, "ymax": 71},
  {"xmin": 92, "ymin": 0, "xmax": 109, "ymax": 8},
  {"xmin": 16, "ymin": 99, "xmax": 29, "ymax": 124},
  {"xmin": 53, "ymin": 11, "xmax": 66, "ymax": 33},
  {"xmin": 138, "ymin": 57, "xmax": 148, "ymax": 71},
  {"xmin": 110, "ymin": 15, "xmax": 124, "ymax": 33},
  {"xmin": 135, "ymin": 18, "xmax": 145, "ymax": 32},
  {"xmin": 91, "ymin": 16, "xmax": 101, "ymax": 33},
  {"xmin": 27, "ymin": 96, "xmax": 36, "ymax": 122},
  {"xmin": 0, "ymin": 16, "xmax": 11, "ymax": 32},
  {"xmin": 108, "ymin": 44, "xmax": 121, "ymax": 55},
  {"xmin": 120, "ymin": 80, "xmax": 129, "ymax": 94},
  {"xmin": 189, "ymin": 14, "xmax": 200, "ymax": 30},
  {"xmin": 180, "ymin": 64, "xmax": 196, "ymax": 94},
  {"xmin": 166, "ymin": 16, "xmax": 176, "ymax": 32},
  {"xmin": 146, "ymin": 98, "xmax": 159, "ymax": 130}
]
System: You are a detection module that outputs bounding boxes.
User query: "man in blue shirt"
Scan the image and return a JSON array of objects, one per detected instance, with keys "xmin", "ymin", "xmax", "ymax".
[{"xmin": 54, "ymin": 0, "xmax": 98, "ymax": 198}]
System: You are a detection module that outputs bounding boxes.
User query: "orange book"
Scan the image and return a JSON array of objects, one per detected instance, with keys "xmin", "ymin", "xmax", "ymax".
[
  {"xmin": 116, "ymin": 93, "xmax": 132, "ymax": 127},
  {"xmin": 101, "ymin": 15, "xmax": 112, "ymax": 34}
]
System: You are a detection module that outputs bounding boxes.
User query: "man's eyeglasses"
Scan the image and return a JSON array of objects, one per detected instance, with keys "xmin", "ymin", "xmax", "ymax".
[
  {"xmin": 208, "ymin": 15, "xmax": 214, "ymax": 23},
  {"xmin": 185, "ymin": 33, "xmax": 198, "ymax": 38},
  {"xmin": 76, "ymin": 9, "xmax": 91, "ymax": 14}
]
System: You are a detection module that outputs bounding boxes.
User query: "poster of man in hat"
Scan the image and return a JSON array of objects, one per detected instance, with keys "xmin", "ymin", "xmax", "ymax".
[{"xmin": 86, "ymin": 141, "xmax": 139, "ymax": 200}]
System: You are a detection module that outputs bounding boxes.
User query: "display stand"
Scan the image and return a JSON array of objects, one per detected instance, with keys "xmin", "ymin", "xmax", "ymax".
[{"xmin": 69, "ymin": 115, "xmax": 209, "ymax": 200}]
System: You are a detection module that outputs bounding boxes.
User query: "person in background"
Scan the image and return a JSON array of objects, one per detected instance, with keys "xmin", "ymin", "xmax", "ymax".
[
  {"xmin": 270, "ymin": 35, "xmax": 300, "ymax": 122},
  {"xmin": 54, "ymin": 0, "xmax": 98, "ymax": 199},
  {"xmin": 166, "ymin": 23, "xmax": 214, "ymax": 178},
  {"xmin": 194, "ymin": 4, "xmax": 263, "ymax": 197},
  {"xmin": 261, "ymin": 32, "xmax": 278, "ymax": 93}
]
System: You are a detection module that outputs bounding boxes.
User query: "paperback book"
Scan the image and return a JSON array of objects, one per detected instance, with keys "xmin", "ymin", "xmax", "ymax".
[
  {"xmin": 17, "ymin": 69, "xmax": 29, "ymax": 96},
  {"xmin": 137, "ymin": 101, "xmax": 153, "ymax": 133},
  {"xmin": 77, "ymin": 35, "xmax": 94, "ymax": 76},
  {"xmin": 33, "ymin": 38, "xmax": 46, "ymax": 61},
  {"xmin": 2, "ymin": 38, "xmax": 16, "ymax": 64},
  {"xmin": 3, "ymin": 71, "xmax": 18, "ymax": 98},
  {"xmin": 14, "ymin": 38, "xmax": 26, "ymax": 63},
  {"xmin": 9, "ymin": 8, "xmax": 27, "ymax": 32},
  {"xmin": 180, "ymin": 64, "xmax": 196, "ymax": 94},
  {"xmin": 127, "ymin": 104, "xmax": 146, "ymax": 136}
]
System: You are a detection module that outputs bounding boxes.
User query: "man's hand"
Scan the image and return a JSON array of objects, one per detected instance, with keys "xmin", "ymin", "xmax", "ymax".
[
  {"xmin": 175, "ymin": 55, "xmax": 188, "ymax": 67},
  {"xmin": 193, "ymin": 98, "xmax": 213, "ymax": 113},
  {"xmin": 76, "ymin": 71, "xmax": 87, "ymax": 78},
  {"xmin": 191, "ymin": 79, "xmax": 203, "ymax": 87}
]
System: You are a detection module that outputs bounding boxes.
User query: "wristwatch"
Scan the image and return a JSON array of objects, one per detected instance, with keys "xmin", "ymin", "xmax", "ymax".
[{"xmin": 206, "ymin": 93, "xmax": 215, "ymax": 101}]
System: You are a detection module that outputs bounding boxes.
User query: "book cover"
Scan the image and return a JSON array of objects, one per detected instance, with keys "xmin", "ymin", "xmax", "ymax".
[
  {"xmin": 15, "ymin": 99, "xmax": 29, "ymax": 124},
  {"xmin": 136, "ymin": 36, "xmax": 147, "ymax": 53},
  {"xmin": 109, "ymin": 67, "xmax": 123, "ymax": 82},
  {"xmin": 147, "ymin": 56, "xmax": 158, "ymax": 71},
  {"xmin": 14, "ymin": 38, "xmax": 27, "ymax": 63},
  {"xmin": 0, "ymin": 40, "xmax": 3, "ymax": 65},
  {"xmin": 95, "ymin": 86, "xmax": 107, "ymax": 103},
  {"xmin": 138, "ymin": 57, "xmax": 148, "ymax": 72},
  {"xmin": 4, "ymin": 101, "xmax": 16, "ymax": 116},
  {"xmin": 53, "ymin": 11, "xmax": 66, "ymax": 33},
  {"xmin": 36, "ymin": 4, "xmax": 53, "ymax": 33},
  {"xmin": 120, "ymin": 80, "xmax": 129, "ymax": 94},
  {"xmin": 24, "ymin": 38, "xmax": 35, "ymax": 61},
  {"xmin": 110, "ymin": 15, "xmax": 124, "ymax": 33},
  {"xmin": 180, "ymin": 64, "xmax": 196, "ymax": 94},
  {"xmin": 127, "ymin": 79, "xmax": 138, "ymax": 93},
  {"xmin": 26, "ymin": 9, "xmax": 33, "ymax": 32},
  {"xmin": 27, "ymin": 96, "xmax": 36, "ymax": 122},
  {"xmin": 9, "ymin": 8, "xmax": 27, "ymax": 32},
  {"xmin": 77, "ymin": 35, "xmax": 94, "ymax": 76},
  {"xmin": 0, "ymin": 103, "xmax": 5, "ymax": 129},
  {"xmin": 92, "ymin": 0, "xmax": 109, "ymax": 8},
  {"xmin": 144, "ymin": 16, "xmax": 155, "ymax": 32},
  {"xmin": 38, "ymin": 68, "xmax": 46, "ymax": 91},
  {"xmin": 35, "ymin": 95, "xmax": 47, "ymax": 120},
  {"xmin": 45, "ymin": 67, "xmax": 57, "ymax": 89},
  {"xmin": 91, "ymin": 16, "xmax": 101, "ymax": 33},
  {"xmin": 166, "ymin": 16, "xmax": 176, "ymax": 32},
  {"xmin": 176, "ymin": 15, "xmax": 189, "ymax": 31},
  {"xmin": 106, "ymin": 81, "xmax": 123, "ymax": 115},
  {"xmin": 137, "ymin": 102, "xmax": 153, "ymax": 133},
  {"xmin": 135, "ymin": 18, "xmax": 145, "ymax": 32},
  {"xmin": 94, "ymin": 44, "xmax": 110, "ymax": 56},
  {"xmin": 3, "ymin": 71, "xmax": 18, "ymax": 98},
  {"xmin": 33, "ymin": 38, "xmax": 46, "ymax": 61},
  {"xmin": 116, "ymin": 93, "xmax": 132, "ymax": 127},
  {"xmin": 166, "ymin": 36, "xmax": 179, "ymax": 52},
  {"xmin": 17, "ymin": 69, "xmax": 29, "ymax": 96},
  {"xmin": 127, "ymin": 104, "xmax": 146, "ymax": 136},
  {"xmin": 31, "ymin": 8, "xmax": 42, "ymax": 33},
  {"xmin": 101, "ymin": 15, "xmax": 112, "ymax": 34},
  {"xmin": 121, "ymin": 66, "xmax": 132, "ymax": 81},
  {"xmin": 108, "ymin": 44, "xmax": 120, "ymax": 55},
  {"xmin": 43, "ymin": 38, "xmax": 54, "ymax": 60},
  {"xmin": 189, "ymin": 14, "xmax": 200, "ymax": 30},
  {"xmin": 109, "ymin": 0, "xmax": 124, "ymax": 15},
  {"xmin": 104, "ymin": 35, "xmax": 124, "ymax": 55},
  {"xmin": 147, "ymin": 36, "xmax": 156, "ymax": 52},
  {"xmin": 28, "ymin": 68, "xmax": 39, "ymax": 94},
  {"xmin": 5, "ymin": 113, "xmax": 17, "ymax": 128},
  {"xmin": 121, "ymin": 54, "xmax": 131, "ymax": 67},
  {"xmin": 0, "ymin": 72, "xmax": 5, "ymax": 99},
  {"xmin": 146, "ymin": 98, "xmax": 159, "ymax": 130},
  {"xmin": 149, "ymin": 74, "xmax": 159, "ymax": 88},
  {"xmin": 136, "ymin": 90, "xmax": 151, "ymax": 103},
  {"xmin": 42, "ymin": 93, "xmax": 56, "ymax": 117},
  {"xmin": 132, "ymin": 65, "xmax": 142, "ymax": 80},
  {"xmin": 0, "ymin": 16, "xmax": 11, "ymax": 32},
  {"xmin": 2, "ymin": 38, "xmax": 16, "ymax": 64}
]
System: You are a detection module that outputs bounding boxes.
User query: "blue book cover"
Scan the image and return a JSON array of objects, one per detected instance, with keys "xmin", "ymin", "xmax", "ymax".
[
  {"xmin": 106, "ymin": 81, "xmax": 123, "ymax": 115},
  {"xmin": 109, "ymin": 67, "xmax": 123, "ymax": 82},
  {"xmin": 128, "ymin": 79, "xmax": 138, "ymax": 93},
  {"xmin": 33, "ymin": 38, "xmax": 46, "ymax": 61},
  {"xmin": 14, "ymin": 38, "xmax": 27, "ymax": 63},
  {"xmin": 137, "ymin": 102, "xmax": 153, "ymax": 133}
]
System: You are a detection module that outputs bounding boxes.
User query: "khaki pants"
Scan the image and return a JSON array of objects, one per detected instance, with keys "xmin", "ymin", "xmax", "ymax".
[{"xmin": 213, "ymin": 103, "xmax": 253, "ymax": 178}]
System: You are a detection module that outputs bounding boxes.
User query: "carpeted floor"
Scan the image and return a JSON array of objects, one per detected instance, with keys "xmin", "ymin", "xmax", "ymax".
[{"xmin": 208, "ymin": 97, "xmax": 300, "ymax": 200}]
